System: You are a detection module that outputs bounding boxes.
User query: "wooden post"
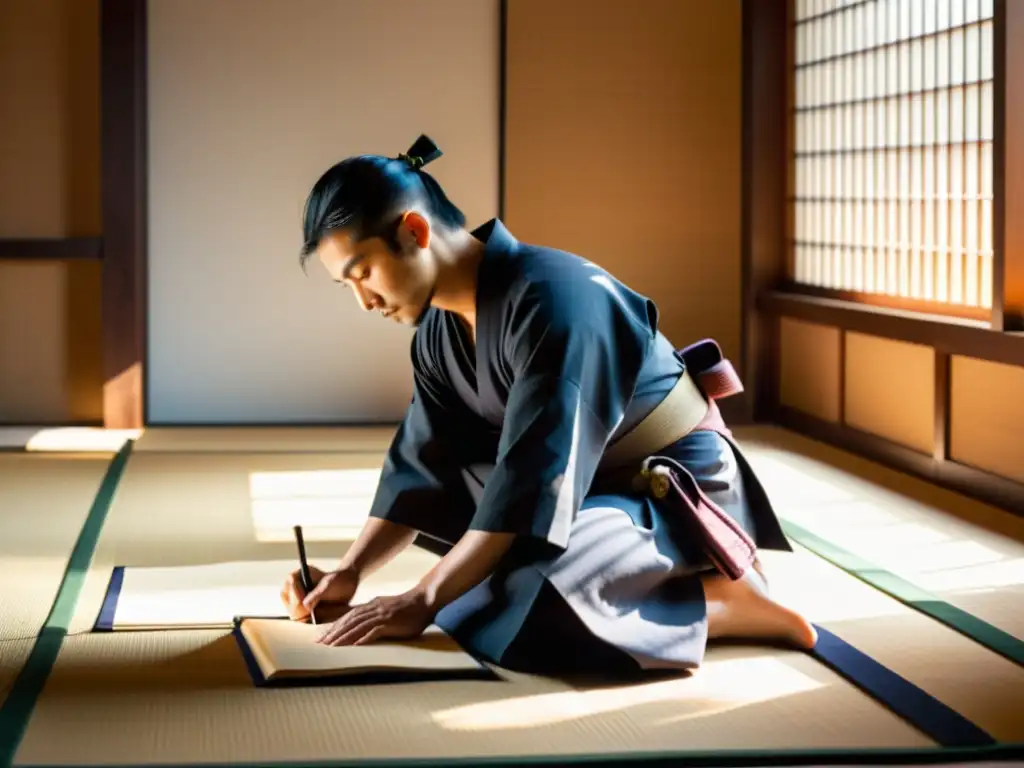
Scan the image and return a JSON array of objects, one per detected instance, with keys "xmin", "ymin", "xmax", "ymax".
[
  {"xmin": 740, "ymin": 0, "xmax": 791, "ymax": 421},
  {"xmin": 100, "ymin": 0, "xmax": 147, "ymax": 428}
]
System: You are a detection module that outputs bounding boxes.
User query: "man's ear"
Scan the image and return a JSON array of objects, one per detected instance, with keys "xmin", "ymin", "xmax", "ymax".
[{"xmin": 399, "ymin": 211, "xmax": 431, "ymax": 250}]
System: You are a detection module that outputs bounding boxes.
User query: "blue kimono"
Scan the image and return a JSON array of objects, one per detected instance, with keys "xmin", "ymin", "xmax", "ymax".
[{"xmin": 367, "ymin": 219, "xmax": 789, "ymax": 676}]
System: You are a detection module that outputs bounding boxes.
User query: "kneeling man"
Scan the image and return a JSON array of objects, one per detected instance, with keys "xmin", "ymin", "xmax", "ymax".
[{"xmin": 280, "ymin": 136, "xmax": 816, "ymax": 677}]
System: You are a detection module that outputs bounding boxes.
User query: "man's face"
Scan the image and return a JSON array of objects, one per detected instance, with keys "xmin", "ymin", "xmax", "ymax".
[{"xmin": 317, "ymin": 217, "xmax": 436, "ymax": 326}]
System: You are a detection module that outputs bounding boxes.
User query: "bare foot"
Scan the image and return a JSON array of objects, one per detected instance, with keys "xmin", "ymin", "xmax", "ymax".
[{"xmin": 702, "ymin": 566, "xmax": 818, "ymax": 650}]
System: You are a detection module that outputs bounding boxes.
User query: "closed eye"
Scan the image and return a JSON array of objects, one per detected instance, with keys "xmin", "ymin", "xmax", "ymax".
[{"xmin": 341, "ymin": 253, "xmax": 368, "ymax": 282}]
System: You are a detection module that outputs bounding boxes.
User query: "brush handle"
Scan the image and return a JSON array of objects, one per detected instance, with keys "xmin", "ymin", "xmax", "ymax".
[{"xmin": 293, "ymin": 525, "xmax": 314, "ymax": 592}]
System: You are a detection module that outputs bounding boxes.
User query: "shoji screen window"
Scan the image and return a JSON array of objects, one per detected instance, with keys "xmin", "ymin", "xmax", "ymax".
[{"xmin": 792, "ymin": 0, "xmax": 995, "ymax": 316}]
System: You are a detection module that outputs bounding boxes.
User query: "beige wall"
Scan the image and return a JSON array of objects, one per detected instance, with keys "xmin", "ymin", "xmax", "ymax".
[
  {"xmin": 0, "ymin": 0, "xmax": 102, "ymax": 424},
  {"xmin": 504, "ymin": 0, "xmax": 744, "ymax": 363},
  {"xmin": 11, "ymin": 0, "xmax": 1024, "ymax": 486},
  {"xmin": 145, "ymin": 0, "xmax": 500, "ymax": 423},
  {"xmin": 4, "ymin": 0, "xmax": 746, "ymax": 425}
]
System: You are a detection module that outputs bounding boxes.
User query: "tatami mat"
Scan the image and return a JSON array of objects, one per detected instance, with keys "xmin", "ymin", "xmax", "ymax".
[
  {"xmin": 131, "ymin": 425, "xmax": 398, "ymax": 453},
  {"xmin": 733, "ymin": 426, "xmax": 1024, "ymax": 641},
  {"xmin": 0, "ymin": 455, "xmax": 112, "ymax": 706},
  {"xmin": 13, "ymin": 622, "xmax": 933, "ymax": 767},
  {"xmin": 7, "ymin": 442, "xmax": 1019, "ymax": 765},
  {"xmin": 5, "ymin": 428, "xmax": 1024, "ymax": 765},
  {"xmin": 765, "ymin": 544, "xmax": 1024, "ymax": 742}
]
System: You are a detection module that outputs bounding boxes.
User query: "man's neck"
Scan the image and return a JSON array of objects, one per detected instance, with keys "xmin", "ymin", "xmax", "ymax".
[{"xmin": 428, "ymin": 229, "xmax": 485, "ymax": 329}]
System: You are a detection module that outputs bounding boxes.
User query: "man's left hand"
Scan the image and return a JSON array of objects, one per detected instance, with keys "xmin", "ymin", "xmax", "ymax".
[{"xmin": 315, "ymin": 588, "xmax": 435, "ymax": 646}]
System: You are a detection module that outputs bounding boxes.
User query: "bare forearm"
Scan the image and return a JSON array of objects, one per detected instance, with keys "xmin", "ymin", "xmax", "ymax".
[
  {"xmin": 337, "ymin": 517, "xmax": 418, "ymax": 579},
  {"xmin": 416, "ymin": 530, "xmax": 516, "ymax": 612}
]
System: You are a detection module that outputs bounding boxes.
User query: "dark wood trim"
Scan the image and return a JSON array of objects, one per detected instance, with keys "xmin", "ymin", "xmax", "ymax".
[
  {"xmin": 991, "ymin": 0, "xmax": 1007, "ymax": 330},
  {"xmin": 0, "ymin": 419, "xmax": 103, "ymax": 429},
  {"xmin": 760, "ymin": 290, "xmax": 1024, "ymax": 367},
  {"xmin": 100, "ymin": 0, "xmax": 147, "ymax": 429},
  {"xmin": 933, "ymin": 351, "xmax": 950, "ymax": 463},
  {"xmin": 997, "ymin": 0, "xmax": 1024, "ymax": 331},
  {"xmin": 775, "ymin": 406, "xmax": 1024, "ymax": 519},
  {"xmin": 718, "ymin": 396, "xmax": 752, "ymax": 427},
  {"xmin": 740, "ymin": 0, "xmax": 790, "ymax": 422},
  {"xmin": 837, "ymin": 330, "xmax": 847, "ymax": 426},
  {"xmin": 778, "ymin": 281, "xmax": 993, "ymax": 324},
  {"xmin": 497, "ymin": 0, "xmax": 507, "ymax": 221},
  {"xmin": 0, "ymin": 238, "xmax": 101, "ymax": 261}
]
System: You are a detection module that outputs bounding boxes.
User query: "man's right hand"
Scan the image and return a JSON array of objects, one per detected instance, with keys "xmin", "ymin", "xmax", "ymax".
[{"xmin": 280, "ymin": 566, "xmax": 360, "ymax": 622}]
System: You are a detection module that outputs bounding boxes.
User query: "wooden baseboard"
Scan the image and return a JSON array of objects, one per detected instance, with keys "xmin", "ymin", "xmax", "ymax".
[
  {"xmin": 140, "ymin": 420, "xmax": 402, "ymax": 428},
  {"xmin": 0, "ymin": 238, "xmax": 102, "ymax": 260},
  {"xmin": 773, "ymin": 406, "xmax": 1024, "ymax": 519},
  {"xmin": 719, "ymin": 393, "xmax": 753, "ymax": 426},
  {"xmin": 0, "ymin": 420, "xmax": 103, "ymax": 428}
]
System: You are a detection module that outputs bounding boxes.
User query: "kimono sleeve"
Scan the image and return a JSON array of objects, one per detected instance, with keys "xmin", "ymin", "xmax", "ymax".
[
  {"xmin": 366, "ymin": 343, "xmax": 477, "ymax": 545},
  {"xmin": 467, "ymin": 274, "xmax": 657, "ymax": 553}
]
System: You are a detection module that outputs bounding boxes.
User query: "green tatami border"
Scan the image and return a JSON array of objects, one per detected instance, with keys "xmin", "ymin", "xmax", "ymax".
[
  {"xmin": 781, "ymin": 519, "xmax": 1024, "ymax": 668},
  {"xmin": 2, "ymin": 442, "xmax": 1021, "ymax": 768},
  {"xmin": 10, "ymin": 742, "xmax": 1024, "ymax": 768},
  {"xmin": 0, "ymin": 439, "xmax": 135, "ymax": 768}
]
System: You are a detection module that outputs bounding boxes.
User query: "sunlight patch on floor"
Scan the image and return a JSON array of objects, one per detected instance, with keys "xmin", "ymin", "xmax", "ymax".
[
  {"xmin": 431, "ymin": 654, "xmax": 823, "ymax": 732},
  {"xmin": 735, "ymin": 453, "xmax": 859, "ymax": 506},
  {"xmin": 248, "ymin": 468, "xmax": 381, "ymax": 497},
  {"xmin": 16, "ymin": 427, "xmax": 142, "ymax": 453},
  {"xmin": 248, "ymin": 469, "xmax": 380, "ymax": 542},
  {"xmin": 736, "ymin": 430, "xmax": 1024, "ymax": 614},
  {"xmin": 758, "ymin": 550, "xmax": 906, "ymax": 623},
  {"xmin": 914, "ymin": 557, "xmax": 1024, "ymax": 592},
  {"xmin": 781, "ymin": 498, "xmax": 1024, "ymax": 594}
]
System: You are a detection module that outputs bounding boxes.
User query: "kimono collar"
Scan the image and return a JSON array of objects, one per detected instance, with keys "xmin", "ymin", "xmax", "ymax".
[
  {"xmin": 465, "ymin": 218, "xmax": 518, "ymax": 425},
  {"xmin": 471, "ymin": 218, "xmax": 518, "ymax": 260}
]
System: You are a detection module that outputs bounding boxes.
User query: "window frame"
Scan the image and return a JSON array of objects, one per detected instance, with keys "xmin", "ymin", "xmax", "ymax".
[
  {"xmin": 741, "ymin": 0, "xmax": 1024, "ymax": 519},
  {"xmin": 787, "ymin": 0, "xmax": 1004, "ymax": 324}
]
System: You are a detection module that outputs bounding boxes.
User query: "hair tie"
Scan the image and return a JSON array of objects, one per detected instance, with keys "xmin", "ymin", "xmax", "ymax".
[
  {"xmin": 397, "ymin": 152, "xmax": 424, "ymax": 169},
  {"xmin": 396, "ymin": 134, "xmax": 442, "ymax": 170}
]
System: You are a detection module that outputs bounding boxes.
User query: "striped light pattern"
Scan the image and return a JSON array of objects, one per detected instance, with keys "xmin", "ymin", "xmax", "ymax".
[{"xmin": 792, "ymin": 0, "xmax": 995, "ymax": 309}]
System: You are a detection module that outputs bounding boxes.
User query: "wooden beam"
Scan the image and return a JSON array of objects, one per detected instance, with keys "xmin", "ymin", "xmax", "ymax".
[
  {"xmin": 995, "ymin": 0, "xmax": 1024, "ymax": 331},
  {"xmin": 498, "ymin": 0, "xmax": 507, "ymax": 221},
  {"xmin": 100, "ymin": 0, "xmax": 147, "ymax": 429},
  {"xmin": 740, "ymin": 0, "xmax": 790, "ymax": 422},
  {"xmin": 933, "ymin": 350, "xmax": 950, "ymax": 463},
  {"xmin": 0, "ymin": 238, "xmax": 102, "ymax": 260},
  {"xmin": 760, "ymin": 290, "xmax": 1024, "ymax": 367},
  {"xmin": 837, "ymin": 329, "xmax": 847, "ymax": 426}
]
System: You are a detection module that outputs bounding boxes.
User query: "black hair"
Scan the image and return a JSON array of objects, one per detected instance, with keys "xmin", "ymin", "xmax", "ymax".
[{"xmin": 299, "ymin": 135, "xmax": 466, "ymax": 269}]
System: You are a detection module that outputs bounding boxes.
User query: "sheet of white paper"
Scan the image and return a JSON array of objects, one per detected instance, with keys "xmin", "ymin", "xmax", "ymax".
[{"xmin": 109, "ymin": 550, "xmax": 439, "ymax": 628}]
